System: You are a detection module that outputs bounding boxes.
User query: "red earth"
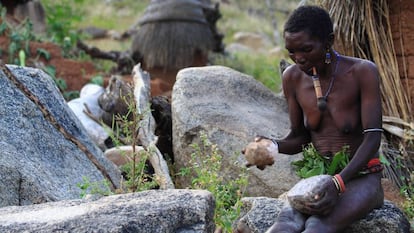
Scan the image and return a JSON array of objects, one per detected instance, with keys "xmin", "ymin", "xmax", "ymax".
[
  {"xmin": 0, "ymin": 35, "xmax": 177, "ymax": 98},
  {"xmin": 0, "ymin": 35, "xmax": 104, "ymax": 92}
]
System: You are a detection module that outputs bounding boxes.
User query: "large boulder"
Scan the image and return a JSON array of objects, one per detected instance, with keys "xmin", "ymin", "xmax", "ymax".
[
  {"xmin": 0, "ymin": 189, "xmax": 215, "ymax": 233},
  {"xmin": 172, "ymin": 65, "xmax": 301, "ymax": 197},
  {"xmin": 234, "ymin": 197, "xmax": 411, "ymax": 233},
  {"xmin": 0, "ymin": 65, "xmax": 121, "ymax": 207}
]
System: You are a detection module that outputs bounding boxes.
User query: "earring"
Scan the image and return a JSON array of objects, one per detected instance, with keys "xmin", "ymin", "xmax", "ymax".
[{"xmin": 325, "ymin": 49, "xmax": 331, "ymax": 64}]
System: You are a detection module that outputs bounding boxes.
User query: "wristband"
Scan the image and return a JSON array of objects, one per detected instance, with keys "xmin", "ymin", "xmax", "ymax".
[{"xmin": 332, "ymin": 174, "xmax": 346, "ymax": 193}]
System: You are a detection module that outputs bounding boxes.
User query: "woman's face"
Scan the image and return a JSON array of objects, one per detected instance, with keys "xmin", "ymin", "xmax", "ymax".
[{"xmin": 284, "ymin": 31, "xmax": 326, "ymax": 75}]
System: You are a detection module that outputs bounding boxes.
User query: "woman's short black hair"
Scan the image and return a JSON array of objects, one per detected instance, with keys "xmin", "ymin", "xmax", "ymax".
[{"xmin": 284, "ymin": 5, "xmax": 333, "ymax": 42}]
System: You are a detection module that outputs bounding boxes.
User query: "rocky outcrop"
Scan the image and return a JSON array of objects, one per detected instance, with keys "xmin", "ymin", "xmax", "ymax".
[
  {"xmin": 0, "ymin": 189, "xmax": 215, "ymax": 233},
  {"xmin": 234, "ymin": 197, "xmax": 411, "ymax": 233},
  {"xmin": 0, "ymin": 65, "xmax": 121, "ymax": 207},
  {"xmin": 172, "ymin": 65, "xmax": 300, "ymax": 197}
]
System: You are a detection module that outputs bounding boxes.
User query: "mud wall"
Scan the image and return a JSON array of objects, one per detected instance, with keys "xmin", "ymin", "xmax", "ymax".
[{"xmin": 389, "ymin": 0, "xmax": 414, "ymax": 112}]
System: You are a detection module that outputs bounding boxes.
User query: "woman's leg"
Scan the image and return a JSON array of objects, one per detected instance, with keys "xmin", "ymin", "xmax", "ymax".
[
  {"xmin": 302, "ymin": 173, "xmax": 384, "ymax": 233},
  {"xmin": 265, "ymin": 205, "xmax": 306, "ymax": 233}
]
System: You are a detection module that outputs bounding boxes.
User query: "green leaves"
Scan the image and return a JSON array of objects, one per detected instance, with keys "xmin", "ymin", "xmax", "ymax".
[
  {"xmin": 76, "ymin": 176, "xmax": 113, "ymax": 198},
  {"xmin": 326, "ymin": 149, "xmax": 349, "ymax": 175},
  {"xmin": 292, "ymin": 144, "xmax": 350, "ymax": 178},
  {"xmin": 36, "ymin": 48, "xmax": 51, "ymax": 60},
  {"xmin": 179, "ymin": 132, "xmax": 248, "ymax": 232}
]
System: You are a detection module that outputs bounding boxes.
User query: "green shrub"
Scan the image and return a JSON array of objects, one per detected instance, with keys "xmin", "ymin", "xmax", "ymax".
[
  {"xmin": 41, "ymin": 0, "xmax": 85, "ymax": 54},
  {"xmin": 0, "ymin": 7, "xmax": 37, "ymax": 65},
  {"xmin": 77, "ymin": 176, "xmax": 113, "ymax": 198},
  {"xmin": 104, "ymin": 91, "xmax": 159, "ymax": 192},
  {"xmin": 179, "ymin": 132, "xmax": 248, "ymax": 232}
]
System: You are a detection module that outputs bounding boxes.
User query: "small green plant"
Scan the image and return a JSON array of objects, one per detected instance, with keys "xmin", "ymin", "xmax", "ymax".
[
  {"xmin": 89, "ymin": 75, "xmax": 104, "ymax": 86},
  {"xmin": 0, "ymin": 7, "xmax": 37, "ymax": 65},
  {"xmin": 402, "ymin": 188, "xmax": 414, "ymax": 219},
  {"xmin": 42, "ymin": 0, "xmax": 84, "ymax": 45},
  {"xmin": 41, "ymin": 0, "xmax": 89, "ymax": 59},
  {"xmin": 397, "ymin": 162, "xmax": 414, "ymax": 222},
  {"xmin": 179, "ymin": 132, "xmax": 248, "ymax": 232},
  {"xmin": 292, "ymin": 143, "xmax": 350, "ymax": 178},
  {"xmin": 120, "ymin": 149, "xmax": 159, "ymax": 192},
  {"xmin": 77, "ymin": 176, "xmax": 113, "ymax": 198},
  {"xmin": 36, "ymin": 48, "xmax": 51, "ymax": 61},
  {"xmin": 105, "ymin": 91, "xmax": 159, "ymax": 192},
  {"xmin": 19, "ymin": 49, "xmax": 26, "ymax": 66}
]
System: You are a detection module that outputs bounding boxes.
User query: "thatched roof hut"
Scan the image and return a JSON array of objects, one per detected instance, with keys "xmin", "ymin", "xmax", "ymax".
[{"xmin": 131, "ymin": 0, "xmax": 220, "ymax": 71}]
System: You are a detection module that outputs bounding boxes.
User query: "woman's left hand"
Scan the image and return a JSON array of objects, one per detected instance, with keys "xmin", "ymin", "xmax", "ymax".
[{"xmin": 302, "ymin": 177, "xmax": 340, "ymax": 216}]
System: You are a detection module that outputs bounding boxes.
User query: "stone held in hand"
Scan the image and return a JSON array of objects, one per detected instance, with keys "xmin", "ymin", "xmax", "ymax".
[
  {"xmin": 287, "ymin": 175, "xmax": 332, "ymax": 214},
  {"xmin": 243, "ymin": 138, "xmax": 277, "ymax": 170}
]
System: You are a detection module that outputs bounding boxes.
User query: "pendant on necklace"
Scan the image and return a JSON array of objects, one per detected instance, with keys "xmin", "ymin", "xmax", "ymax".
[
  {"xmin": 312, "ymin": 67, "xmax": 327, "ymax": 111},
  {"xmin": 311, "ymin": 51, "xmax": 341, "ymax": 111},
  {"xmin": 317, "ymin": 97, "xmax": 327, "ymax": 111}
]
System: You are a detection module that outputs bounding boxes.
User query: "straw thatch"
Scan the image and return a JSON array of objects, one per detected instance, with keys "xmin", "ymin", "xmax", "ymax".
[
  {"xmin": 315, "ymin": 0, "xmax": 412, "ymax": 120},
  {"xmin": 131, "ymin": 0, "xmax": 216, "ymax": 70},
  {"xmin": 305, "ymin": 0, "xmax": 414, "ymax": 190}
]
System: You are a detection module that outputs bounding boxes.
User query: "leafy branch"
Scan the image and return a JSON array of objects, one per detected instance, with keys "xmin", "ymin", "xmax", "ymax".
[{"xmin": 292, "ymin": 143, "xmax": 349, "ymax": 178}]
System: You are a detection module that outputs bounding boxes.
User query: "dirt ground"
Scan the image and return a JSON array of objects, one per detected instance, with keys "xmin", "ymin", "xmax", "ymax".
[{"xmin": 0, "ymin": 35, "xmax": 102, "ymax": 92}]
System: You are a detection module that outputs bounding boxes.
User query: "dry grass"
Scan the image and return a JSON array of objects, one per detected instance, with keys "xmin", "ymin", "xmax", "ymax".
[{"xmin": 317, "ymin": 0, "xmax": 411, "ymax": 120}]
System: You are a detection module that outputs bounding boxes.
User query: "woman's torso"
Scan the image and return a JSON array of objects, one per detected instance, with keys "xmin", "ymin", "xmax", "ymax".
[{"xmin": 291, "ymin": 56, "xmax": 365, "ymax": 157}]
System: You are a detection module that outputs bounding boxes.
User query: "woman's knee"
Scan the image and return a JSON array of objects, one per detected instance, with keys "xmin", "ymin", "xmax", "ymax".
[
  {"xmin": 302, "ymin": 217, "xmax": 339, "ymax": 233},
  {"xmin": 266, "ymin": 206, "xmax": 306, "ymax": 233}
]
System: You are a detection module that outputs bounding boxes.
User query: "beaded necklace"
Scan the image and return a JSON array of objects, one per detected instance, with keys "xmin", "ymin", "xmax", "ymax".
[{"xmin": 311, "ymin": 50, "xmax": 341, "ymax": 111}]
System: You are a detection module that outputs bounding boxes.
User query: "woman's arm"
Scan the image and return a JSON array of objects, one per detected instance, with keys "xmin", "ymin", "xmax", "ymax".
[
  {"xmin": 242, "ymin": 65, "xmax": 311, "ymax": 169},
  {"xmin": 339, "ymin": 60, "xmax": 382, "ymax": 183},
  {"xmin": 277, "ymin": 65, "xmax": 311, "ymax": 155}
]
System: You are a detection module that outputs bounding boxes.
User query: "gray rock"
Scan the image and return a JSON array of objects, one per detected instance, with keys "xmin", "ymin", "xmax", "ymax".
[
  {"xmin": 234, "ymin": 197, "xmax": 286, "ymax": 233},
  {"xmin": 0, "ymin": 189, "xmax": 215, "ymax": 233},
  {"xmin": 235, "ymin": 197, "xmax": 411, "ymax": 233},
  {"xmin": 172, "ymin": 65, "xmax": 301, "ymax": 197},
  {"xmin": 287, "ymin": 175, "xmax": 332, "ymax": 214},
  {"xmin": 0, "ymin": 65, "xmax": 121, "ymax": 207}
]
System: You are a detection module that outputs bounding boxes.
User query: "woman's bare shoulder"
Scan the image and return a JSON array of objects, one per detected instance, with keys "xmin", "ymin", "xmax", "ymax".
[
  {"xmin": 342, "ymin": 56, "xmax": 378, "ymax": 73},
  {"xmin": 282, "ymin": 63, "xmax": 302, "ymax": 81}
]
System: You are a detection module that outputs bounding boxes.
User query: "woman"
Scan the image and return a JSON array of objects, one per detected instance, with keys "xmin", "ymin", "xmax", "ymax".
[{"xmin": 243, "ymin": 5, "xmax": 384, "ymax": 233}]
